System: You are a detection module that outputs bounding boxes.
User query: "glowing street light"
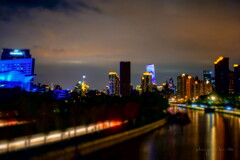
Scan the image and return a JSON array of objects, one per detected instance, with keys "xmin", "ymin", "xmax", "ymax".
[{"xmin": 211, "ymin": 96, "xmax": 216, "ymax": 101}]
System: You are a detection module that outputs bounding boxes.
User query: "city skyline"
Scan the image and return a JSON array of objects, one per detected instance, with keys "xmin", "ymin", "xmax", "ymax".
[
  {"xmin": 1, "ymin": 0, "xmax": 240, "ymax": 89},
  {"xmin": 2, "ymin": 48, "xmax": 238, "ymax": 90}
]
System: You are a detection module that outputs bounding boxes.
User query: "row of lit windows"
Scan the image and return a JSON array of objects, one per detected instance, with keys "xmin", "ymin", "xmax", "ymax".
[
  {"xmin": 0, "ymin": 67, "xmax": 32, "ymax": 70},
  {"xmin": 1, "ymin": 67, "xmax": 24, "ymax": 70},
  {"xmin": 1, "ymin": 63, "xmax": 32, "ymax": 65}
]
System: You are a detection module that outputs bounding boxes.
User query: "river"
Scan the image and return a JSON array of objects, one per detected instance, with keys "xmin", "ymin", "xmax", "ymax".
[{"xmin": 84, "ymin": 105, "xmax": 240, "ymax": 160}]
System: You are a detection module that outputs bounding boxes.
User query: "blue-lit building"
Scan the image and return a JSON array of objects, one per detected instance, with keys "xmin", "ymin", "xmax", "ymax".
[
  {"xmin": 0, "ymin": 49, "xmax": 36, "ymax": 91},
  {"xmin": 53, "ymin": 90, "xmax": 70, "ymax": 100},
  {"xmin": 108, "ymin": 71, "xmax": 120, "ymax": 96},
  {"xmin": 168, "ymin": 77, "xmax": 176, "ymax": 94},
  {"xmin": 1, "ymin": 49, "xmax": 32, "ymax": 60},
  {"xmin": 146, "ymin": 64, "xmax": 156, "ymax": 84}
]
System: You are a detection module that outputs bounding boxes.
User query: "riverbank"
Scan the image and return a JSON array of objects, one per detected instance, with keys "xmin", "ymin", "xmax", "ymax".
[
  {"xmin": 0, "ymin": 117, "xmax": 168, "ymax": 160},
  {"xmin": 176, "ymin": 104, "xmax": 240, "ymax": 116},
  {"xmin": 34, "ymin": 117, "xmax": 168, "ymax": 160}
]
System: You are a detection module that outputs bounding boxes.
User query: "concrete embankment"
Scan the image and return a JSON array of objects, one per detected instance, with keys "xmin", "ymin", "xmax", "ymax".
[
  {"xmin": 177, "ymin": 104, "xmax": 240, "ymax": 116},
  {"xmin": 32, "ymin": 118, "xmax": 168, "ymax": 160}
]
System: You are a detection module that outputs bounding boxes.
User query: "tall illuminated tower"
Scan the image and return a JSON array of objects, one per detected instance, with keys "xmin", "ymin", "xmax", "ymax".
[
  {"xmin": 0, "ymin": 48, "xmax": 36, "ymax": 91},
  {"xmin": 141, "ymin": 72, "xmax": 153, "ymax": 93},
  {"xmin": 177, "ymin": 73, "xmax": 188, "ymax": 99},
  {"xmin": 120, "ymin": 61, "xmax": 131, "ymax": 96},
  {"xmin": 186, "ymin": 76, "xmax": 194, "ymax": 100},
  {"xmin": 146, "ymin": 64, "xmax": 156, "ymax": 84},
  {"xmin": 108, "ymin": 71, "xmax": 120, "ymax": 96},
  {"xmin": 214, "ymin": 57, "xmax": 229, "ymax": 94},
  {"xmin": 234, "ymin": 64, "xmax": 240, "ymax": 94}
]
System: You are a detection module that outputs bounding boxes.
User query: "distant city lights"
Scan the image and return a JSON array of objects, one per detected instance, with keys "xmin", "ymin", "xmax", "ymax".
[{"xmin": 225, "ymin": 106, "xmax": 233, "ymax": 111}]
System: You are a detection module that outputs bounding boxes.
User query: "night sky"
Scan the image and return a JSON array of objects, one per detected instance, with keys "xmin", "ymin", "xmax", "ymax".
[{"xmin": 1, "ymin": 0, "xmax": 240, "ymax": 90}]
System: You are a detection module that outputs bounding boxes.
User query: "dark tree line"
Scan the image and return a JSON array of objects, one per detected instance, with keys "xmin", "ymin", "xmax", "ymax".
[{"xmin": 0, "ymin": 89, "xmax": 169, "ymax": 139}]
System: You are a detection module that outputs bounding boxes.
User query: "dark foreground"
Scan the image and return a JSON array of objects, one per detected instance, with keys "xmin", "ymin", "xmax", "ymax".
[
  {"xmin": 84, "ymin": 106, "xmax": 240, "ymax": 160},
  {"xmin": 1, "ymin": 105, "xmax": 239, "ymax": 160}
]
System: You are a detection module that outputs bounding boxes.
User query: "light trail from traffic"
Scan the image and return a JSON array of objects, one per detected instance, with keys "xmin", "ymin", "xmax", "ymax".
[{"xmin": 0, "ymin": 120, "xmax": 124, "ymax": 154}]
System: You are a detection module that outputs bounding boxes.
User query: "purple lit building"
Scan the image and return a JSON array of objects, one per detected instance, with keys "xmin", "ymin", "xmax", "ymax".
[{"xmin": 146, "ymin": 64, "xmax": 156, "ymax": 84}]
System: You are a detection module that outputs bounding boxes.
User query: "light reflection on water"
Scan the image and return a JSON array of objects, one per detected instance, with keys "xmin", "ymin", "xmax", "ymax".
[
  {"xmin": 81, "ymin": 105, "xmax": 239, "ymax": 160},
  {"xmin": 140, "ymin": 105, "xmax": 240, "ymax": 160}
]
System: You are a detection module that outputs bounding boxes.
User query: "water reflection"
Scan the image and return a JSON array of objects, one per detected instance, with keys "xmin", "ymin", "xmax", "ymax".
[
  {"xmin": 82, "ymin": 105, "xmax": 239, "ymax": 160},
  {"xmin": 140, "ymin": 105, "xmax": 240, "ymax": 160}
]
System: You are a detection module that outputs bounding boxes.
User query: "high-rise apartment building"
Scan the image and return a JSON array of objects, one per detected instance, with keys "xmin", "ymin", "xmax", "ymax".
[
  {"xmin": 141, "ymin": 72, "xmax": 153, "ymax": 93},
  {"xmin": 193, "ymin": 79, "xmax": 200, "ymax": 99},
  {"xmin": 108, "ymin": 71, "xmax": 120, "ymax": 96},
  {"xmin": 214, "ymin": 57, "xmax": 229, "ymax": 94},
  {"xmin": 186, "ymin": 76, "xmax": 194, "ymax": 100},
  {"xmin": 205, "ymin": 80, "xmax": 213, "ymax": 95},
  {"xmin": 193, "ymin": 78, "xmax": 213, "ymax": 100},
  {"xmin": 177, "ymin": 73, "xmax": 188, "ymax": 99},
  {"xmin": 120, "ymin": 61, "xmax": 131, "ymax": 96}
]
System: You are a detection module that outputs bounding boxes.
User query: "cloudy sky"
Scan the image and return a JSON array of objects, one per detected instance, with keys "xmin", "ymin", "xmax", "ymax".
[{"xmin": 1, "ymin": 0, "xmax": 240, "ymax": 89}]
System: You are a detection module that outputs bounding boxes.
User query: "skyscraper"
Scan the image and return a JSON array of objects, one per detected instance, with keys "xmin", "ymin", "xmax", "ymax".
[
  {"xmin": 186, "ymin": 76, "xmax": 194, "ymax": 100},
  {"xmin": 214, "ymin": 57, "xmax": 229, "ymax": 94},
  {"xmin": 0, "ymin": 48, "xmax": 36, "ymax": 91},
  {"xmin": 120, "ymin": 61, "xmax": 131, "ymax": 96},
  {"xmin": 229, "ymin": 70, "xmax": 234, "ymax": 94},
  {"xmin": 141, "ymin": 72, "xmax": 153, "ymax": 93},
  {"xmin": 108, "ymin": 71, "xmax": 120, "ymax": 96},
  {"xmin": 168, "ymin": 77, "xmax": 176, "ymax": 94},
  {"xmin": 146, "ymin": 64, "xmax": 156, "ymax": 84},
  {"xmin": 177, "ymin": 73, "xmax": 188, "ymax": 99},
  {"xmin": 193, "ymin": 78, "xmax": 200, "ymax": 99},
  {"xmin": 234, "ymin": 64, "xmax": 240, "ymax": 94}
]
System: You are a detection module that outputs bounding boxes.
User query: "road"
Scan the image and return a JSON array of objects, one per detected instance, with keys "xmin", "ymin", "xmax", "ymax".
[{"xmin": 84, "ymin": 105, "xmax": 240, "ymax": 160}]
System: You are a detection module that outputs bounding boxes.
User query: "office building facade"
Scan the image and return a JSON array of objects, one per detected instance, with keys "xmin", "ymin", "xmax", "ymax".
[
  {"xmin": 141, "ymin": 72, "xmax": 153, "ymax": 93},
  {"xmin": 214, "ymin": 57, "xmax": 229, "ymax": 94},
  {"xmin": 234, "ymin": 64, "xmax": 240, "ymax": 94},
  {"xmin": 1, "ymin": 49, "xmax": 32, "ymax": 60},
  {"xmin": 108, "ymin": 71, "xmax": 120, "ymax": 96},
  {"xmin": 0, "ymin": 49, "xmax": 35, "ymax": 91},
  {"xmin": 120, "ymin": 61, "xmax": 131, "ymax": 96},
  {"xmin": 146, "ymin": 64, "xmax": 156, "ymax": 84}
]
